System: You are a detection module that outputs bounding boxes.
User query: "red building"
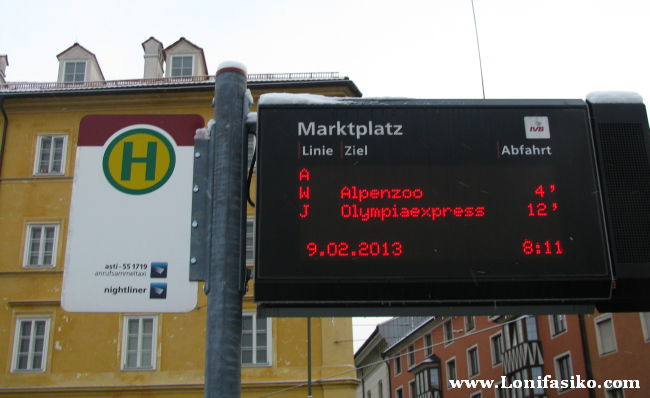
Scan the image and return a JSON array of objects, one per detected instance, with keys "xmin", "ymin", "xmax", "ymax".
[
  {"xmin": 358, "ymin": 312, "xmax": 649, "ymax": 398},
  {"xmin": 582, "ymin": 311, "xmax": 650, "ymax": 398}
]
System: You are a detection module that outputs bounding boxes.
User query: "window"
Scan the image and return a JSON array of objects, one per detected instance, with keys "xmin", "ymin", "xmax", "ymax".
[
  {"xmin": 430, "ymin": 368, "xmax": 441, "ymax": 390},
  {"xmin": 640, "ymin": 312, "xmax": 650, "ymax": 342},
  {"xmin": 495, "ymin": 382, "xmax": 509, "ymax": 398},
  {"xmin": 378, "ymin": 380, "xmax": 383, "ymax": 398},
  {"xmin": 605, "ymin": 387, "xmax": 625, "ymax": 398},
  {"xmin": 407, "ymin": 344, "xmax": 416, "ymax": 367},
  {"xmin": 465, "ymin": 316, "xmax": 476, "ymax": 332},
  {"xmin": 122, "ymin": 315, "xmax": 157, "ymax": 370},
  {"xmin": 470, "ymin": 392, "xmax": 483, "ymax": 398},
  {"xmin": 424, "ymin": 333, "xmax": 433, "ymax": 356},
  {"xmin": 550, "ymin": 314, "xmax": 567, "ymax": 337},
  {"xmin": 531, "ymin": 366, "xmax": 545, "ymax": 395},
  {"xmin": 525, "ymin": 317, "xmax": 538, "ymax": 340},
  {"xmin": 24, "ymin": 223, "xmax": 59, "ymax": 267},
  {"xmin": 554, "ymin": 353, "xmax": 573, "ymax": 392},
  {"xmin": 490, "ymin": 332, "xmax": 503, "ymax": 366},
  {"xmin": 367, "ymin": 391, "xmax": 372, "ymax": 398},
  {"xmin": 171, "ymin": 55, "xmax": 193, "ymax": 77},
  {"xmin": 394, "ymin": 354, "xmax": 402, "ymax": 375},
  {"xmin": 444, "ymin": 319, "xmax": 454, "ymax": 345},
  {"xmin": 35, "ymin": 134, "xmax": 67, "ymax": 175},
  {"xmin": 246, "ymin": 218, "xmax": 254, "ymax": 264},
  {"xmin": 409, "ymin": 380, "xmax": 416, "ymax": 398},
  {"xmin": 595, "ymin": 314, "xmax": 617, "ymax": 355},
  {"xmin": 12, "ymin": 317, "xmax": 50, "ymax": 372},
  {"xmin": 446, "ymin": 357, "xmax": 456, "ymax": 388},
  {"xmin": 395, "ymin": 387, "xmax": 404, "ymax": 398},
  {"xmin": 242, "ymin": 312, "xmax": 270, "ymax": 365},
  {"xmin": 505, "ymin": 319, "xmax": 523, "ymax": 349},
  {"xmin": 63, "ymin": 61, "xmax": 86, "ymax": 82},
  {"xmin": 467, "ymin": 346, "xmax": 480, "ymax": 377},
  {"xmin": 415, "ymin": 370, "xmax": 427, "ymax": 396},
  {"xmin": 511, "ymin": 370, "xmax": 528, "ymax": 398}
]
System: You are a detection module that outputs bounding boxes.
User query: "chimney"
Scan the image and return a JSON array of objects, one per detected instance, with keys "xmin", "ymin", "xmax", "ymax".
[
  {"xmin": 142, "ymin": 37, "xmax": 164, "ymax": 79},
  {"xmin": 0, "ymin": 55, "xmax": 8, "ymax": 84}
]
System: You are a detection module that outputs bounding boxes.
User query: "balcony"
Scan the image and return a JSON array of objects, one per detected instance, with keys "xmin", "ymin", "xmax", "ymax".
[
  {"xmin": 413, "ymin": 389, "xmax": 443, "ymax": 398},
  {"xmin": 502, "ymin": 340, "xmax": 544, "ymax": 375},
  {"xmin": 410, "ymin": 354, "xmax": 443, "ymax": 398}
]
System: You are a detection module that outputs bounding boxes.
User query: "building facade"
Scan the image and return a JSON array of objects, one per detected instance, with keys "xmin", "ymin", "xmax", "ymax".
[
  {"xmin": 356, "ymin": 317, "xmax": 433, "ymax": 398},
  {"xmin": 358, "ymin": 313, "xmax": 649, "ymax": 398},
  {"xmin": 0, "ymin": 37, "xmax": 362, "ymax": 397},
  {"xmin": 582, "ymin": 311, "xmax": 650, "ymax": 398}
]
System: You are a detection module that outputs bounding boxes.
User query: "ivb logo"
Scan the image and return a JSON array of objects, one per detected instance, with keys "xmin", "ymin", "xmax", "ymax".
[
  {"xmin": 524, "ymin": 116, "xmax": 550, "ymax": 139},
  {"xmin": 103, "ymin": 127, "xmax": 176, "ymax": 195}
]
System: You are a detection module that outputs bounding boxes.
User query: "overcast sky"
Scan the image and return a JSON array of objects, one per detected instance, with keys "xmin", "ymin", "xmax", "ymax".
[
  {"xmin": 2, "ymin": 0, "xmax": 649, "ymax": 101},
  {"xmin": 2, "ymin": 0, "xmax": 649, "ymax": 352}
]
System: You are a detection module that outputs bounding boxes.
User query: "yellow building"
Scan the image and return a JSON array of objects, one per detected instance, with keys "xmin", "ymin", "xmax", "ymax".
[{"xmin": 0, "ymin": 38, "xmax": 361, "ymax": 397}]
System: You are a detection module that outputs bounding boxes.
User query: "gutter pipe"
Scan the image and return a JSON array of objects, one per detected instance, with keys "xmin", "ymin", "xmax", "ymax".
[{"xmin": 0, "ymin": 96, "xmax": 7, "ymax": 180}]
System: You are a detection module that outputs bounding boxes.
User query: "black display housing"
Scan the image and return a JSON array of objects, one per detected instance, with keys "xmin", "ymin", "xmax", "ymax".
[
  {"xmin": 254, "ymin": 99, "xmax": 614, "ymax": 315},
  {"xmin": 588, "ymin": 101, "xmax": 650, "ymax": 313}
]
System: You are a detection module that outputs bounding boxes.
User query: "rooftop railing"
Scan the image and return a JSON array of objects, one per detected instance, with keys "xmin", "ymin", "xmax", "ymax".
[{"xmin": 0, "ymin": 72, "xmax": 341, "ymax": 92}]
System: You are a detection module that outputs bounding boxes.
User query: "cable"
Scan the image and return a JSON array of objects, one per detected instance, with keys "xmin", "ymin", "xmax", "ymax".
[
  {"xmin": 471, "ymin": 0, "xmax": 486, "ymax": 99},
  {"xmin": 247, "ymin": 132, "xmax": 256, "ymax": 207},
  {"xmin": 254, "ymin": 315, "xmax": 531, "ymax": 398}
]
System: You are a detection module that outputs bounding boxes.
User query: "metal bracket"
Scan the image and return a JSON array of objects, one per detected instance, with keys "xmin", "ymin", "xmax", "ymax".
[
  {"xmin": 189, "ymin": 139, "xmax": 213, "ymax": 285},
  {"xmin": 239, "ymin": 94, "xmax": 254, "ymax": 296}
]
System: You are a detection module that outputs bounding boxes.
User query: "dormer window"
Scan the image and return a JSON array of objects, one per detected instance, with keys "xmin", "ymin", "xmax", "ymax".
[
  {"xmin": 63, "ymin": 61, "xmax": 86, "ymax": 82},
  {"xmin": 56, "ymin": 43, "xmax": 103, "ymax": 83},
  {"xmin": 171, "ymin": 55, "xmax": 193, "ymax": 77},
  {"xmin": 163, "ymin": 38, "xmax": 207, "ymax": 77}
]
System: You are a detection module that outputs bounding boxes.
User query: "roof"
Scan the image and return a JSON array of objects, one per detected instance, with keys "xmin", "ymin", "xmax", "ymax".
[
  {"xmin": 56, "ymin": 42, "xmax": 96, "ymax": 59},
  {"xmin": 379, "ymin": 316, "xmax": 433, "ymax": 352},
  {"xmin": 142, "ymin": 36, "xmax": 163, "ymax": 50},
  {"xmin": 355, "ymin": 317, "xmax": 432, "ymax": 360},
  {"xmin": 0, "ymin": 72, "xmax": 362, "ymax": 98},
  {"xmin": 408, "ymin": 354, "xmax": 442, "ymax": 373}
]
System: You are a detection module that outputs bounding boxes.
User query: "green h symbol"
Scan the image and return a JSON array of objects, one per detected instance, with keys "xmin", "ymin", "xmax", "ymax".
[{"xmin": 121, "ymin": 141, "xmax": 157, "ymax": 181}]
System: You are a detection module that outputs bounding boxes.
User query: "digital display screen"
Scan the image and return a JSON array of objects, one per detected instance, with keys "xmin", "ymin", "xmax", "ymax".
[{"xmin": 255, "ymin": 100, "xmax": 612, "ymax": 305}]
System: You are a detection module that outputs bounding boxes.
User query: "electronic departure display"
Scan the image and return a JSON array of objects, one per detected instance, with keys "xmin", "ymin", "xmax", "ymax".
[{"xmin": 254, "ymin": 99, "xmax": 612, "ymax": 308}]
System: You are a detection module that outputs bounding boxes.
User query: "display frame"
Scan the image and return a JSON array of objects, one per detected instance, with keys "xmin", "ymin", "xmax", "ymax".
[{"xmin": 254, "ymin": 99, "xmax": 612, "ymax": 307}]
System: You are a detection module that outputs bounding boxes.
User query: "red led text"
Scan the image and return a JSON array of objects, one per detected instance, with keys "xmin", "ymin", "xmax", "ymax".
[
  {"xmin": 523, "ymin": 239, "xmax": 564, "ymax": 255},
  {"xmin": 341, "ymin": 204, "xmax": 485, "ymax": 221},
  {"xmin": 341, "ymin": 186, "xmax": 424, "ymax": 202},
  {"xmin": 299, "ymin": 168, "xmax": 310, "ymax": 218},
  {"xmin": 307, "ymin": 242, "xmax": 403, "ymax": 257},
  {"xmin": 534, "ymin": 184, "xmax": 555, "ymax": 198},
  {"xmin": 528, "ymin": 203, "xmax": 558, "ymax": 217}
]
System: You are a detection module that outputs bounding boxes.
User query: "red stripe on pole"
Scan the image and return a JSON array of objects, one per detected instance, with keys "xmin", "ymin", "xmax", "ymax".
[{"xmin": 216, "ymin": 67, "xmax": 247, "ymax": 77}]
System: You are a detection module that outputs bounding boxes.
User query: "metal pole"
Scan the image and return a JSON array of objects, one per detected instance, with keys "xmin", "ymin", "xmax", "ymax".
[
  {"xmin": 205, "ymin": 63, "xmax": 248, "ymax": 398},
  {"xmin": 308, "ymin": 317, "xmax": 312, "ymax": 398}
]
